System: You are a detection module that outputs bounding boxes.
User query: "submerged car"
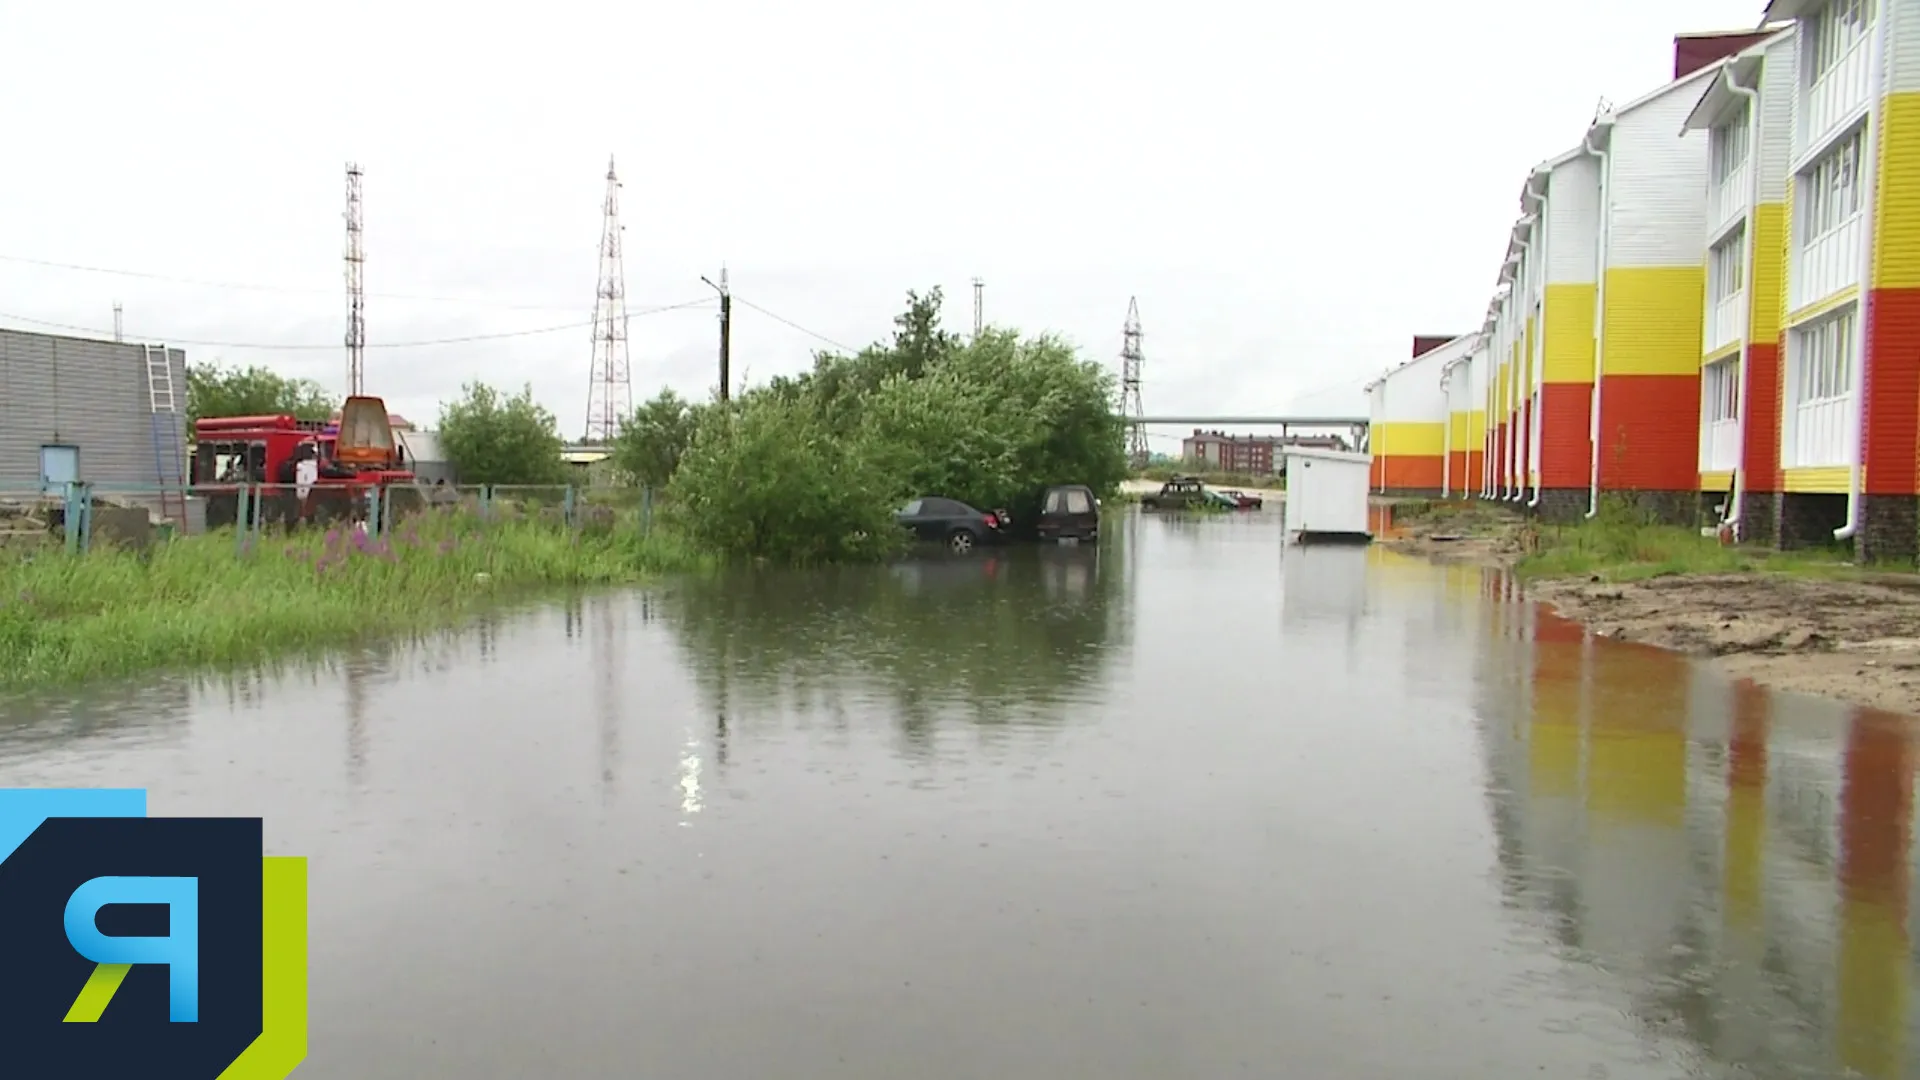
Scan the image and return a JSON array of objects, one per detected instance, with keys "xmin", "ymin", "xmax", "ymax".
[
  {"xmin": 895, "ymin": 497, "xmax": 1011, "ymax": 553},
  {"xmin": 1037, "ymin": 484, "xmax": 1101, "ymax": 543},
  {"xmin": 1139, "ymin": 476, "xmax": 1210, "ymax": 511},
  {"xmin": 1218, "ymin": 488, "xmax": 1264, "ymax": 510}
]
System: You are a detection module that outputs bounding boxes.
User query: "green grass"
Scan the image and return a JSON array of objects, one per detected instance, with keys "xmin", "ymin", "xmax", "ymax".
[
  {"xmin": 0, "ymin": 505, "xmax": 713, "ymax": 690},
  {"xmin": 1516, "ymin": 499, "xmax": 1857, "ymax": 582}
]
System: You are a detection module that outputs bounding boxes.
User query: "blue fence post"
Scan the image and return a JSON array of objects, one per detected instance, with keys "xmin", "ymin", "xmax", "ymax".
[
  {"xmin": 481, "ymin": 484, "xmax": 493, "ymax": 520},
  {"xmin": 640, "ymin": 486, "xmax": 652, "ymax": 536},
  {"xmin": 563, "ymin": 485, "xmax": 577, "ymax": 531},
  {"xmin": 367, "ymin": 486, "xmax": 383, "ymax": 536}
]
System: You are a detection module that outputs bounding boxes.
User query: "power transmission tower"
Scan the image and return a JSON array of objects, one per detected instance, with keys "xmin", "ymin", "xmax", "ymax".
[
  {"xmin": 1120, "ymin": 297, "xmax": 1147, "ymax": 467},
  {"xmin": 344, "ymin": 163, "xmax": 366, "ymax": 396},
  {"xmin": 971, "ymin": 277, "xmax": 984, "ymax": 338},
  {"xmin": 585, "ymin": 156, "xmax": 632, "ymax": 442}
]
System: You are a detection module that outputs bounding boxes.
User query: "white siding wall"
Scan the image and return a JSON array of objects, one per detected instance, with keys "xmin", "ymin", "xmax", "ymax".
[
  {"xmin": 1546, "ymin": 156, "xmax": 1601, "ymax": 283},
  {"xmin": 1383, "ymin": 337, "xmax": 1467, "ymax": 423},
  {"xmin": 1891, "ymin": 0, "xmax": 1920, "ymax": 95},
  {"xmin": 1758, "ymin": 33, "xmax": 1801, "ymax": 204},
  {"xmin": 1607, "ymin": 70, "xmax": 1722, "ymax": 269}
]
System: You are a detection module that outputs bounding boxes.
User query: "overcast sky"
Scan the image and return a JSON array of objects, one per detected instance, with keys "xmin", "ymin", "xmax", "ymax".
[{"xmin": 1, "ymin": 0, "xmax": 1765, "ymax": 450}]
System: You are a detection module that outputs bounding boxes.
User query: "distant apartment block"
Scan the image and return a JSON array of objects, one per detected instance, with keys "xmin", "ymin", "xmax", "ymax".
[{"xmin": 1183, "ymin": 430, "xmax": 1349, "ymax": 474}]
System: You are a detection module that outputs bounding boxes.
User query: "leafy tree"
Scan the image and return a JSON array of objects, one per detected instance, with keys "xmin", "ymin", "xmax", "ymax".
[
  {"xmin": 666, "ymin": 288, "xmax": 1127, "ymax": 563},
  {"xmin": 666, "ymin": 393, "xmax": 901, "ymax": 563},
  {"xmin": 435, "ymin": 382, "xmax": 570, "ymax": 486},
  {"xmin": 186, "ymin": 361, "xmax": 335, "ymax": 424},
  {"xmin": 610, "ymin": 388, "xmax": 702, "ymax": 488}
]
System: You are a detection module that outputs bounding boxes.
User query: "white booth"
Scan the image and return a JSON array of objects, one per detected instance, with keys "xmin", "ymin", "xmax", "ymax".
[{"xmin": 1282, "ymin": 448, "xmax": 1372, "ymax": 544}]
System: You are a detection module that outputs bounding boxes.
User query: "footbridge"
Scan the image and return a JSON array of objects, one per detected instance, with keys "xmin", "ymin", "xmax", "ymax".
[{"xmin": 562, "ymin": 415, "xmax": 1370, "ymax": 459}]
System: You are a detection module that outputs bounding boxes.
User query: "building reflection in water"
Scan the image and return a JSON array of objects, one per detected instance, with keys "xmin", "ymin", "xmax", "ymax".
[{"xmin": 1475, "ymin": 566, "xmax": 1916, "ymax": 1078}]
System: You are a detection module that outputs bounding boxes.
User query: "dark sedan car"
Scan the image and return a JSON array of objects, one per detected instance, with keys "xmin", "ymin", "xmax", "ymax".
[{"xmin": 896, "ymin": 497, "xmax": 1010, "ymax": 554}]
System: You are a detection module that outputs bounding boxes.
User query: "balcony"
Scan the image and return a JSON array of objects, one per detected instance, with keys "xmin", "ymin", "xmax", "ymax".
[
  {"xmin": 1802, "ymin": 44, "xmax": 1871, "ymax": 157},
  {"xmin": 1702, "ymin": 418, "xmax": 1741, "ymax": 473},
  {"xmin": 1706, "ymin": 289, "xmax": 1746, "ymax": 354},
  {"xmin": 1790, "ymin": 216, "xmax": 1862, "ymax": 312},
  {"xmin": 1708, "ymin": 163, "xmax": 1751, "ymax": 237},
  {"xmin": 1787, "ymin": 393, "xmax": 1851, "ymax": 467}
]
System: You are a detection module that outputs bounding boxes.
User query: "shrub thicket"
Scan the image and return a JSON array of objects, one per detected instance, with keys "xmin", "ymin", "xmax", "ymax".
[{"xmin": 658, "ymin": 288, "xmax": 1128, "ymax": 562}]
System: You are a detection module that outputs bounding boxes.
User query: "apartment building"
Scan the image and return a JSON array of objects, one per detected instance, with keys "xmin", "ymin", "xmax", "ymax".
[{"xmin": 1366, "ymin": 333, "xmax": 1475, "ymax": 496}]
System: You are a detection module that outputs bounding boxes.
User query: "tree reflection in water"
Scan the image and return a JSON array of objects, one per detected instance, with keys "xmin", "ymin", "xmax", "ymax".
[{"xmin": 658, "ymin": 543, "xmax": 1131, "ymax": 752}]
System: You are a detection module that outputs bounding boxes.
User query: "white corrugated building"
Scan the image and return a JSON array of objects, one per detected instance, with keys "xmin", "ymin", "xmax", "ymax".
[{"xmin": 1366, "ymin": 333, "xmax": 1476, "ymax": 495}]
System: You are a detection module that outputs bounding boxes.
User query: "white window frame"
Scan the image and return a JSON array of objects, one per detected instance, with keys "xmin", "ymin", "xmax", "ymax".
[
  {"xmin": 1799, "ymin": 129, "xmax": 1865, "ymax": 244},
  {"xmin": 1703, "ymin": 359, "xmax": 1741, "ymax": 424},
  {"xmin": 1709, "ymin": 231, "xmax": 1746, "ymax": 304},
  {"xmin": 1796, "ymin": 307, "xmax": 1856, "ymax": 406},
  {"xmin": 1710, "ymin": 111, "xmax": 1751, "ymax": 185},
  {"xmin": 1807, "ymin": 0, "xmax": 1874, "ymax": 85}
]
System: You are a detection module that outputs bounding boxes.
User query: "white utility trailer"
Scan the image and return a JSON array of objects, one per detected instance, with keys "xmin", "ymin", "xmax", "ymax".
[{"xmin": 1282, "ymin": 447, "xmax": 1373, "ymax": 544}]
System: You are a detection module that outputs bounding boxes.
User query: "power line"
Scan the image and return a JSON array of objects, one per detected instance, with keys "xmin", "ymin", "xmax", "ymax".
[
  {"xmin": 731, "ymin": 295, "xmax": 858, "ymax": 353},
  {"xmin": 0, "ymin": 252, "xmax": 594, "ymax": 313},
  {"xmin": 0, "ymin": 297, "xmax": 714, "ymax": 351}
]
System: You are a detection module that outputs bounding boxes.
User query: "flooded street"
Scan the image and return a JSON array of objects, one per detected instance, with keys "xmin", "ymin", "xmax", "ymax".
[{"xmin": 3, "ymin": 508, "xmax": 1917, "ymax": 1078}]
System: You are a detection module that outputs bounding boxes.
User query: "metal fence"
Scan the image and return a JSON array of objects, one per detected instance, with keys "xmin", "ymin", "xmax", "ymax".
[{"xmin": 0, "ymin": 481, "xmax": 656, "ymax": 555}]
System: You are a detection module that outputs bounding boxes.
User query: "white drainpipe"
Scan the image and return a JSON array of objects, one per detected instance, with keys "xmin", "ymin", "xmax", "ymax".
[
  {"xmin": 1511, "ymin": 219, "xmax": 1537, "ymax": 503},
  {"xmin": 1836, "ymin": 7, "xmax": 1889, "ymax": 543},
  {"xmin": 1722, "ymin": 67, "xmax": 1762, "ymax": 538},
  {"xmin": 1439, "ymin": 365, "xmax": 1453, "ymax": 497},
  {"xmin": 1528, "ymin": 193, "xmax": 1550, "ymax": 510},
  {"xmin": 1582, "ymin": 122, "xmax": 1613, "ymax": 518}
]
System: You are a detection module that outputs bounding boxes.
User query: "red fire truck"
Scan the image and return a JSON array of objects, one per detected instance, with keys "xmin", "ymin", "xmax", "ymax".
[{"xmin": 191, "ymin": 396, "xmax": 419, "ymax": 529}]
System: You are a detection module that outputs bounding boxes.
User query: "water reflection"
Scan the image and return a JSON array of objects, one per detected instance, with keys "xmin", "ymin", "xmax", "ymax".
[
  {"xmin": 657, "ymin": 543, "xmax": 1130, "ymax": 740},
  {"xmin": 1, "ymin": 515, "xmax": 1918, "ymax": 1077},
  {"xmin": 1480, "ymin": 576, "xmax": 1920, "ymax": 1079}
]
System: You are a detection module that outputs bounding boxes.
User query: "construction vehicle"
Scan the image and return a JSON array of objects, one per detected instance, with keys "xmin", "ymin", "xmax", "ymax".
[{"xmin": 191, "ymin": 395, "xmax": 420, "ymax": 529}]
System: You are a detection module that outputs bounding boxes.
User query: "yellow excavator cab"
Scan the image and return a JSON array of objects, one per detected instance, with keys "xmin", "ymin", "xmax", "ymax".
[{"xmin": 333, "ymin": 395, "xmax": 398, "ymax": 467}]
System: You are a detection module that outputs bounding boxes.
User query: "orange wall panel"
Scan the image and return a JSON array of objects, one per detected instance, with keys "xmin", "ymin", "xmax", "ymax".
[
  {"xmin": 1597, "ymin": 374, "xmax": 1701, "ymax": 492},
  {"xmin": 1539, "ymin": 382, "xmax": 1593, "ymax": 490},
  {"xmin": 1863, "ymin": 288, "xmax": 1920, "ymax": 496},
  {"xmin": 1376, "ymin": 454, "xmax": 1444, "ymax": 491}
]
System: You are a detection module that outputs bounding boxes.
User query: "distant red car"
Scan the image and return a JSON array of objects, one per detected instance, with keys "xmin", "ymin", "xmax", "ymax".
[{"xmin": 1218, "ymin": 489, "xmax": 1264, "ymax": 510}]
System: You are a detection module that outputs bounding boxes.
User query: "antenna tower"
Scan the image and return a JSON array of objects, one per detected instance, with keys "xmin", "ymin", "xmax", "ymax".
[
  {"xmin": 971, "ymin": 277, "xmax": 984, "ymax": 338},
  {"xmin": 344, "ymin": 163, "xmax": 366, "ymax": 396},
  {"xmin": 585, "ymin": 156, "xmax": 632, "ymax": 441},
  {"xmin": 1120, "ymin": 297, "xmax": 1147, "ymax": 467}
]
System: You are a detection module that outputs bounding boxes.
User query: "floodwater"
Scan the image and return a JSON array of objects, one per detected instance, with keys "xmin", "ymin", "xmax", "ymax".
[{"xmin": 3, "ymin": 508, "xmax": 1918, "ymax": 1078}]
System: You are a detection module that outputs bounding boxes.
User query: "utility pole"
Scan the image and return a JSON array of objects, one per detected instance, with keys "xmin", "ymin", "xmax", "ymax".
[
  {"xmin": 344, "ymin": 163, "xmax": 366, "ymax": 397},
  {"xmin": 701, "ymin": 266, "xmax": 731, "ymax": 401},
  {"xmin": 584, "ymin": 156, "xmax": 632, "ymax": 441},
  {"xmin": 971, "ymin": 277, "xmax": 984, "ymax": 338},
  {"xmin": 112, "ymin": 302, "xmax": 123, "ymax": 343}
]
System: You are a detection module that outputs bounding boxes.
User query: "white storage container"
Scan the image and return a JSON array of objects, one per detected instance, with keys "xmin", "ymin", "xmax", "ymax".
[{"xmin": 1282, "ymin": 448, "xmax": 1372, "ymax": 544}]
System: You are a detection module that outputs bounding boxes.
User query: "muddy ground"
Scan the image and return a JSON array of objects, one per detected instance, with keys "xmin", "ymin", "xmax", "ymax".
[{"xmin": 1381, "ymin": 509, "xmax": 1920, "ymax": 715}]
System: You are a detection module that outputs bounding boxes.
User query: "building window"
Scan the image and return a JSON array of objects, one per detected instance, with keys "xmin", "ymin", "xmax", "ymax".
[
  {"xmin": 1709, "ymin": 231, "xmax": 1746, "ymax": 303},
  {"xmin": 1703, "ymin": 359, "xmax": 1740, "ymax": 423},
  {"xmin": 1799, "ymin": 129, "xmax": 1864, "ymax": 243},
  {"xmin": 1809, "ymin": 0, "xmax": 1873, "ymax": 84},
  {"xmin": 1710, "ymin": 112, "xmax": 1750, "ymax": 184},
  {"xmin": 1796, "ymin": 308, "xmax": 1855, "ymax": 404}
]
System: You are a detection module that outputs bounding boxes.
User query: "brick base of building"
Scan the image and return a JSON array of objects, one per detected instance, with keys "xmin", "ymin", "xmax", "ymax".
[
  {"xmin": 1774, "ymin": 492, "xmax": 1848, "ymax": 551},
  {"xmin": 1530, "ymin": 488, "xmax": 1590, "ymax": 525},
  {"xmin": 1735, "ymin": 490, "xmax": 1776, "ymax": 547},
  {"xmin": 1858, "ymin": 495, "xmax": 1920, "ymax": 565},
  {"xmin": 1598, "ymin": 490, "xmax": 1699, "ymax": 528}
]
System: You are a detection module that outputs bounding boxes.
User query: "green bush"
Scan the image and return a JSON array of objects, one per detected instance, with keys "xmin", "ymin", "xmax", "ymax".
[{"xmin": 666, "ymin": 288, "xmax": 1128, "ymax": 563}]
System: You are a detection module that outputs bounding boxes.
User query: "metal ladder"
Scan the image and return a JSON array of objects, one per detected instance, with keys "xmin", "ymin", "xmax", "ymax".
[{"xmin": 144, "ymin": 344, "xmax": 185, "ymax": 526}]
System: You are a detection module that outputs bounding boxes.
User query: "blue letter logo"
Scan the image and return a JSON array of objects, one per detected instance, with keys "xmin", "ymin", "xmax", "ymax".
[{"xmin": 63, "ymin": 875, "xmax": 202, "ymax": 1022}]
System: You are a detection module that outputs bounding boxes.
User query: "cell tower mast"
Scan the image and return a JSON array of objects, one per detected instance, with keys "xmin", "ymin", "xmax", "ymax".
[
  {"xmin": 344, "ymin": 163, "xmax": 366, "ymax": 396},
  {"xmin": 971, "ymin": 277, "xmax": 984, "ymax": 338},
  {"xmin": 1120, "ymin": 297, "xmax": 1147, "ymax": 467},
  {"xmin": 585, "ymin": 156, "xmax": 632, "ymax": 442}
]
